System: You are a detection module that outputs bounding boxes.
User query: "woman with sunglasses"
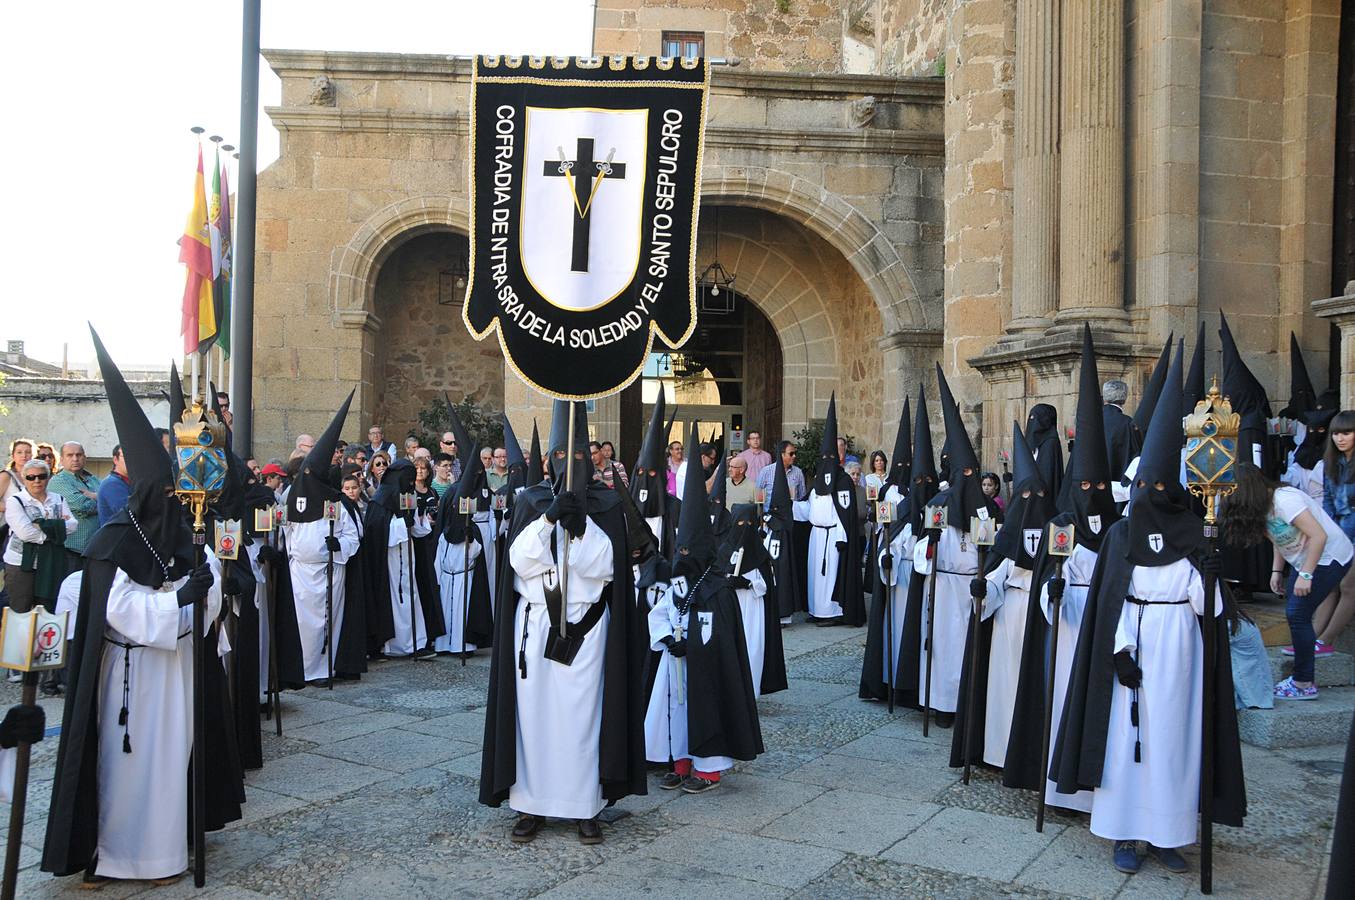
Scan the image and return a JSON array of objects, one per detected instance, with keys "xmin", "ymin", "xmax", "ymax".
[
  {"xmin": 3, "ymin": 459, "xmax": 77, "ymax": 613},
  {"xmin": 367, "ymin": 451, "xmax": 391, "ymax": 498}
]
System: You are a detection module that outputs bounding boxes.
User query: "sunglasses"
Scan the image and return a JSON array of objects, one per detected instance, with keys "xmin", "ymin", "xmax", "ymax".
[
  {"xmin": 373, "ymin": 460, "xmax": 388, "ymax": 467},
  {"xmin": 25, "ymin": 474, "xmax": 48, "ymax": 482},
  {"xmin": 441, "ymin": 439, "xmax": 456, "ymax": 446}
]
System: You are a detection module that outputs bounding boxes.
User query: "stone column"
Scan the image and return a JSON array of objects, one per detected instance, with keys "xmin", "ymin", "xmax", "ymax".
[
  {"xmin": 1056, "ymin": 0, "xmax": 1129, "ymax": 331},
  {"xmin": 1008, "ymin": 0, "xmax": 1059, "ymax": 333}
]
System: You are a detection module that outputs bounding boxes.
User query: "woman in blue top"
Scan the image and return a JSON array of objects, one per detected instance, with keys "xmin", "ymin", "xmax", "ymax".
[{"xmin": 1316, "ymin": 410, "xmax": 1355, "ymax": 657}]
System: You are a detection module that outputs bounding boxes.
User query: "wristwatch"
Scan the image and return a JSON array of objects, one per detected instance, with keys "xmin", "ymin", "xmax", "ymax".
[{"xmin": 1298, "ymin": 571, "xmax": 1314, "ymax": 581}]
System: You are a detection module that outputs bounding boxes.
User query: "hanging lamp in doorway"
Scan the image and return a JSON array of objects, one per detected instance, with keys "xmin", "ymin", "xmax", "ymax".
[{"xmin": 697, "ymin": 204, "xmax": 736, "ymax": 313}]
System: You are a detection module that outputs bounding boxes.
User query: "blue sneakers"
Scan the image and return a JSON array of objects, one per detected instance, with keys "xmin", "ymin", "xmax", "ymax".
[
  {"xmin": 1113, "ymin": 841, "xmax": 1142, "ymax": 874},
  {"xmin": 1147, "ymin": 844, "xmax": 1189, "ymax": 873}
]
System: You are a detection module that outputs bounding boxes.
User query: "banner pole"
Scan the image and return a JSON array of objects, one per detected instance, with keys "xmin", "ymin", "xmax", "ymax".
[{"xmin": 559, "ymin": 402, "xmax": 575, "ymax": 638}]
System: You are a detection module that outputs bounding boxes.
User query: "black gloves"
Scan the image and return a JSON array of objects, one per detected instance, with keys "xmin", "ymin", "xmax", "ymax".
[
  {"xmin": 222, "ymin": 575, "xmax": 242, "ymax": 597},
  {"xmin": 881, "ymin": 552, "xmax": 893, "ymax": 573},
  {"xmin": 1002, "ymin": 471, "xmax": 1013, "ymax": 483},
  {"xmin": 1199, "ymin": 552, "xmax": 1222, "ymax": 576},
  {"xmin": 177, "ymin": 564, "xmax": 214, "ymax": 608},
  {"xmin": 835, "ymin": 541, "xmax": 848, "ymax": 554},
  {"xmin": 325, "ymin": 535, "xmax": 342, "ymax": 553},
  {"xmin": 546, "ymin": 492, "xmax": 586, "ymax": 539},
  {"xmin": 257, "ymin": 545, "xmax": 284, "ymax": 566},
  {"xmin": 970, "ymin": 578, "xmax": 987, "ymax": 601},
  {"xmin": 663, "ymin": 637, "xmax": 688, "ymax": 658},
  {"xmin": 1113, "ymin": 650, "xmax": 1142, "ymax": 689},
  {"xmin": 728, "ymin": 574, "xmax": 752, "ymax": 591},
  {"xmin": 1046, "ymin": 576, "xmax": 1066, "ymax": 601},
  {"xmin": 0, "ymin": 704, "xmax": 44, "ymax": 749}
]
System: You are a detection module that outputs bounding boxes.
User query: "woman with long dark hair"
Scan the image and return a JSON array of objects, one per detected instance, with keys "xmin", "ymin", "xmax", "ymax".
[
  {"xmin": 1312, "ymin": 410, "xmax": 1355, "ymax": 656},
  {"xmin": 864, "ymin": 451, "xmax": 888, "ymax": 494},
  {"xmin": 1223, "ymin": 463, "xmax": 1353, "ymax": 700}
]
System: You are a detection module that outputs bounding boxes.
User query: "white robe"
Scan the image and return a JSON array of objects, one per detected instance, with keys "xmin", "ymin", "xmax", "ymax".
[
  {"xmin": 286, "ymin": 515, "xmax": 360, "ymax": 680},
  {"xmin": 806, "ymin": 489, "xmax": 849, "ymax": 619},
  {"xmin": 474, "ymin": 507, "xmax": 498, "ymax": 612},
  {"xmin": 644, "ymin": 583, "xmax": 735, "ymax": 774},
  {"xmin": 729, "ymin": 565, "xmax": 768, "ymax": 696},
  {"xmin": 435, "ymin": 534, "xmax": 481, "ymax": 653},
  {"xmin": 508, "ymin": 515, "xmax": 613, "ymax": 820},
  {"xmin": 913, "ymin": 526, "xmax": 978, "ymax": 712},
  {"xmin": 876, "ymin": 522, "xmax": 915, "ymax": 687},
  {"xmin": 382, "ymin": 514, "xmax": 432, "ymax": 657},
  {"xmin": 248, "ymin": 540, "xmax": 271, "ymax": 703},
  {"xmin": 1089, "ymin": 557, "xmax": 1220, "ymax": 848},
  {"xmin": 95, "ymin": 566, "xmax": 220, "ymax": 881},
  {"xmin": 979, "ymin": 559, "xmax": 1031, "ymax": 767},
  {"xmin": 1039, "ymin": 542, "xmax": 1096, "ymax": 813}
]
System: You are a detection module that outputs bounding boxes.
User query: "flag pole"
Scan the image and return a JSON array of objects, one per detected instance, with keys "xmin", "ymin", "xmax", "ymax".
[{"xmin": 229, "ymin": 0, "xmax": 261, "ymax": 457}]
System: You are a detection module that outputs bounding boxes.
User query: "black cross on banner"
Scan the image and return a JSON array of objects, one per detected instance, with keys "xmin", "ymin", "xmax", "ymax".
[{"xmin": 543, "ymin": 137, "xmax": 627, "ymax": 273}]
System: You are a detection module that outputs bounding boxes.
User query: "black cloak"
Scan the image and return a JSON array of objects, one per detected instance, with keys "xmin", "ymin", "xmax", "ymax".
[
  {"xmin": 719, "ymin": 504, "xmax": 787, "ymax": 695},
  {"xmin": 361, "ymin": 461, "xmax": 447, "ymax": 654},
  {"xmin": 681, "ymin": 570, "xmax": 766, "ymax": 761},
  {"xmin": 762, "ymin": 458, "xmax": 804, "ymax": 620}
]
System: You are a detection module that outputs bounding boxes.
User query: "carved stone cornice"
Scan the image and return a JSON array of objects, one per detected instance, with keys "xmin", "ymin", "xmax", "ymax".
[{"xmin": 337, "ymin": 309, "xmax": 382, "ymax": 333}]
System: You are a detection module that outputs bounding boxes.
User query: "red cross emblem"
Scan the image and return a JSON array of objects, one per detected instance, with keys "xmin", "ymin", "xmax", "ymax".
[{"xmin": 37, "ymin": 624, "xmax": 60, "ymax": 651}]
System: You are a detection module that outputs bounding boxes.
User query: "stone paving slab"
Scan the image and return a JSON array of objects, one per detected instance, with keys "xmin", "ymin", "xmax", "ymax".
[
  {"xmin": 632, "ymin": 824, "xmax": 845, "ymax": 889},
  {"xmin": 541, "ymin": 857, "xmax": 791, "ymax": 899},
  {"xmin": 758, "ymin": 788, "xmax": 943, "ymax": 854},
  {"xmin": 285, "ymin": 708, "xmax": 422, "ymax": 744},
  {"xmin": 783, "ymin": 750, "xmax": 961, "ymax": 801},
  {"xmin": 315, "ymin": 725, "xmax": 477, "ymax": 772},
  {"xmin": 272, "ymin": 695, "xmax": 369, "ymax": 729},
  {"xmin": 881, "ymin": 806, "xmax": 1064, "ymax": 882},
  {"xmin": 254, "ymin": 750, "xmax": 395, "ymax": 801},
  {"xmin": 661, "ymin": 771, "xmax": 825, "ymax": 831},
  {"xmin": 1011, "ymin": 824, "xmax": 1128, "ymax": 898}
]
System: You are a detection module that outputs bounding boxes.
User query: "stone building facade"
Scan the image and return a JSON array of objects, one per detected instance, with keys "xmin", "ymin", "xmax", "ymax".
[{"xmin": 250, "ymin": 0, "xmax": 1350, "ymax": 466}]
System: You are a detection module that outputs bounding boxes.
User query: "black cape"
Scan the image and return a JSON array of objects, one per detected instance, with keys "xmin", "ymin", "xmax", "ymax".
[
  {"xmin": 224, "ymin": 554, "xmax": 262, "ymax": 769},
  {"xmin": 814, "ymin": 469, "xmax": 865, "ymax": 626},
  {"xmin": 890, "ymin": 528, "xmax": 935, "ymax": 710},
  {"xmin": 1102, "ymin": 405, "xmax": 1138, "ymax": 484},
  {"xmin": 361, "ymin": 501, "xmax": 447, "ymax": 653},
  {"xmin": 859, "ymin": 509, "xmax": 915, "ymax": 705},
  {"xmin": 763, "ymin": 517, "xmax": 803, "ymax": 621},
  {"xmin": 746, "ymin": 554, "xmax": 788, "ymax": 695},
  {"xmin": 1050, "ymin": 520, "xmax": 1246, "ymax": 827},
  {"xmin": 478, "ymin": 483, "xmax": 648, "ymax": 809},
  {"xmin": 683, "ymin": 571, "xmax": 766, "ymax": 761},
  {"xmin": 333, "ymin": 500, "xmax": 371, "ymax": 678}
]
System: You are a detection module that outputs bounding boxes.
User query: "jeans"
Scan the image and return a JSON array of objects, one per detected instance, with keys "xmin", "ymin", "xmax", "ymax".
[{"xmin": 1286, "ymin": 559, "xmax": 1352, "ymax": 682}]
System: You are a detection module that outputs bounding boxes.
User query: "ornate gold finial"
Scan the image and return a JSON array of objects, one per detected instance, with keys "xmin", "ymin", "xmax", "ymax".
[
  {"xmin": 1184, "ymin": 374, "xmax": 1241, "ymax": 526},
  {"xmin": 173, "ymin": 400, "xmax": 229, "ymax": 532}
]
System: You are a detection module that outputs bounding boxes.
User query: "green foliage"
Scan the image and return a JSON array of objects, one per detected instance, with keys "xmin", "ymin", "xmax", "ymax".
[
  {"xmin": 776, "ymin": 0, "xmax": 790, "ymax": 13},
  {"xmin": 933, "ymin": 56, "xmax": 945, "ymax": 77},
  {"xmin": 416, "ymin": 394, "xmax": 504, "ymax": 454},
  {"xmin": 790, "ymin": 420, "xmax": 856, "ymax": 479}
]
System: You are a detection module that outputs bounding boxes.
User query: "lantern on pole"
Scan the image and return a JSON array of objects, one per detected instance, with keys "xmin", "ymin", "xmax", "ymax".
[{"xmin": 1183, "ymin": 375, "xmax": 1239, "ymax": 896}]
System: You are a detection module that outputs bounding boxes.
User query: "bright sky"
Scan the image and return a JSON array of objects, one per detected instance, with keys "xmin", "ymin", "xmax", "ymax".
[{"xmin": 0, "ymin": 0, "xmax": 593, "ymax": 371}]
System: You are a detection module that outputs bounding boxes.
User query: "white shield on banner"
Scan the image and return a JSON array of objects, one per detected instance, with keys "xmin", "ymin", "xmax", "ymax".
[
  {"xmin": 521, "ymin": 106, "xmax": 648, "ymax": 310},
  {"xmin": 1023, "ymin": 528, "xmax": 1041, "ymax": 557}
]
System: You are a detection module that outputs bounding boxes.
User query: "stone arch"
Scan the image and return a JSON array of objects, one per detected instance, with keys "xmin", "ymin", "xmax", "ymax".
[
  {"xmin": 700, "ymin": 165, "xmax": 926, "ymax": 334},
  {"xmin": 331, "ymin": 195, "xmax": 470, "ymax": 327}
]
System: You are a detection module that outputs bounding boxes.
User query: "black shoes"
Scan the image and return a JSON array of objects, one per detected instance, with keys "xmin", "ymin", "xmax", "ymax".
[
  {"xmin": 577, "ymin": 817, "xmax": 604, "ymax": 844},
  {"xmin": 814, "ymin": 616, "xmax": 843, "ymax": 627},
  {"xmin": 510, "ymin": 814, "xmax": 543, "ymax": 843},
  {"xmin": 659, "ymin": 772, "xmax": 685, "ymax": 790},
  {"xmin": 414, "ymin": 647, "xmax": 437, "ymax": 661},
  {"xmin": 680, "ymin": 775, "xmax": 720, "ymax": 794}
]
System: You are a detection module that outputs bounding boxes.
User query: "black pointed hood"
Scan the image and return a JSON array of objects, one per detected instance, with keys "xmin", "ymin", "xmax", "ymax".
[
  {"xmin": 994, "ymin": 422, "xmax": 1056, "ymax": 569},
  {"xmin": 1127, "ymin": 341, "xmax": 1201, "ymax": 565},
  {"xmin": 719, "ymin": 502, "xmax": 769, "ymax": 577},
  {"xmin": 1219, "ymin": 312, "xmax": 1272, "ymax": 420},
  {"xmin": 501, "ymin": 414, "xmax": 528, "ymax": 493},
  {"xmin": 443, "ymin": 392, "xmax": 473, "ymax": 465},
  {"xmin": 374, "ymin": 458, "xmax": 418, "ymax": 520},
  {"xmin": 1062, "ymin": 325, "xmax": 1120, "ymax": 551},
  {"xmin": 632, "ymin": 395, "xmax": 669, "ymax": 517},
  {"xmin": 907, "ymin": 387, "xmax": 938, "ymax": 532},
  {"xmin": 168, "ymin": 361, "xmax": 185, "ymax": 432},
  {"xmin": 527, "ymin": 420, "xmax": 543, "ymax": 486},
  {"xmin": 1295, "ymin": 395, "xmax": 1340, "ymax": 469},
  {"xmin": 886, "ymin": 395, "xmax": 912, "ymax": 490},
  {"xmin": 548, "ymin": 400, "xmax": 591, "ymax": 501},
  {"xmin": 814, "ymin": 393, "xmax": 842, "ymax": 496},
  {"xmin": 765, "ymin": 447, "xmax": 794, "ymax": 532},
  {"xmin": 442, "ymin": 441, "xmax": 484, "ymax": 543},
  {"xmin": 90, "ymin": 325, "xmax": 192, "ymax": 588},
  {"xmin": 1132, "ymin": 335, "xmax": 1173, "ymax": 440},
  {"xmin": 674, "ymin": 423, "xmax": 718, "ymax": 576},
  {"xmin": 612, "ymin": 461, "xmax": 657, "ymax": 564},
  {"xmin": 288, "ymin": 390, "xmax": 354, "ymax": 523},
  {"xmin": 708, "ymin": 453, "xmax": 728, "ymax": 507},
  {"xmin": 936, "ymin": 364, "xmax": 987, "ymax": 525},
  {"xmin": 1184, "ymin": 320, "xmax": 1207, "ymax": 412},
  {"xmin": 1286, "ymin": 332, "xmax": 1318, "ymax": 417},
  {"xmin": 663, "ymin": 404, "xmax": 679, "ymax": 448}
]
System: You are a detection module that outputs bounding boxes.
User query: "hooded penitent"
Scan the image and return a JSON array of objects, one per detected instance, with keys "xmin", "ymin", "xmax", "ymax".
[
  {"xmin": 1285, "ymin": 331, "xmax": 1318, "ymax": 418},
  {"xmin": 1131, "ymin": 336, "xmax": 1174, "ymax": 446},
  {"xmin": 994, "ymin": 422, "xmax": 1056, "ymax": 570},
  {"xmin": 632, "ymin": 393, "xmax": 668, "ymax": 518},
  {"xmin": 935, "ymin": 364, "xmax": 992, "ymax": 527},
  {"xmin": 885, "ymin": 396, "xmax": 913, "ymax": 492},
  {"xmin": 442, "ymin": 442, "xmax": 484, "ymax": 545},
  {"xmin": 1295, "ymin": 401, "xmax": 1339, "ymax": 470},
  {"xmin": 526, "ymin": 420, "xmax": 543, "ymax": 485},
  {"xmin": 707, "ymin": 452, "xmax": 731, "ymax": 536},
  {"xmin": 1025, "ymin": 402, "xmax": 1064, "ymax": 500},
  {"xmin": 288, "ymin": 390, "xmax": 355, "ymax": 524},
  {"xmin": 814, "ymin": 394, "xmax": 843, "ymax": 496},
  {"xmin": 501, "ymin": 414, "xmax": 528, "ymax": 495},
  {"xmin": 374, "ymin": 459, "xmax": 418, "ymax": 521},
  {"xmin": 548, "ymin": 399, "xmax": 592, "ymax": 502},
  {"xmin": 89, "ymin": 326, "xmax": 194, "ymax": 588},
  {"xmin": 1060, "ymin": 325, "xmax": 1121, "ymax": 552},
  {"xmin": 908, "ymin": 386, "xmax": 938, "ymax": 533},
  {"xmin": 674, "ymin": 424, "xmax": 718, "ymax": 583},
  {"xmin": 1125, "ymin": 342, "xmax": 1201, "ymax": 566},
  {"xmin": 1219, "ymin": 311, "xmax": 1273, "ymax": 435},
  {"xmin": 443, "ymin": 392, "xmax": 473, "ymax": 467},
  {"xmin": 613, "ymin": 461, "xmax": 658, "ymax": 565}
]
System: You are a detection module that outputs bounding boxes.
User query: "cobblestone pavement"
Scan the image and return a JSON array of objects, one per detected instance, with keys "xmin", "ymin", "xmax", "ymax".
[{"xmin": 0, "ymin": 620, "xmax": 1342, "ymax": 898}]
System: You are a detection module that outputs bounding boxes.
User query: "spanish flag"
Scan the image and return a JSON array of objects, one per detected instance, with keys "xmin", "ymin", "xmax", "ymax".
[
  {"xmin": 210, "ymin": 147, "xmax": 232, "ymax": 356},
  {"xmin": 179, "ymin": 146, "xmax": 217, "ymax": 354}
]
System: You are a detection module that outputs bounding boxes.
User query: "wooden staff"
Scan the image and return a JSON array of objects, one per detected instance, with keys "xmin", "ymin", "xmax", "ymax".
[{"xmin": 1, "ymin": 672, "xmax": 39, "ymax": 900}]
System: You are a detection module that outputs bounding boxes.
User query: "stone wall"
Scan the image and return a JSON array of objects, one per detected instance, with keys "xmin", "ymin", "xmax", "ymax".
[
  {"xmin": 595, "ymin": 0, "xmax": 846, "ymax": 72},
  {"xmin": 370, "ymin": 232, "xmax": 504, "ymax": 438},
  {"xmin": 879, "ymin": 0, "xmax": 949, "ymax": 76}
]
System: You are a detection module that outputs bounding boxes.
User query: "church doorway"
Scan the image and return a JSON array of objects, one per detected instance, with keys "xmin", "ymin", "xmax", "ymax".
[{"xmin": 622, "ymin": 290, "xmax": 783, "ymax": 462}]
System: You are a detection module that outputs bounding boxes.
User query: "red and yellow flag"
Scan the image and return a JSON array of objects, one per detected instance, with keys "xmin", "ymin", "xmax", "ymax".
[{"xmin": 179, "ymin": 146, "xmax": 217, "ymax": 354}]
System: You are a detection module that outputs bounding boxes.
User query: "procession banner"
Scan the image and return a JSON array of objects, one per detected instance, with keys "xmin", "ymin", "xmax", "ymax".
[{"xmin": 464, "ymin": 56, "xmax": 708, "ymax": 399}]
